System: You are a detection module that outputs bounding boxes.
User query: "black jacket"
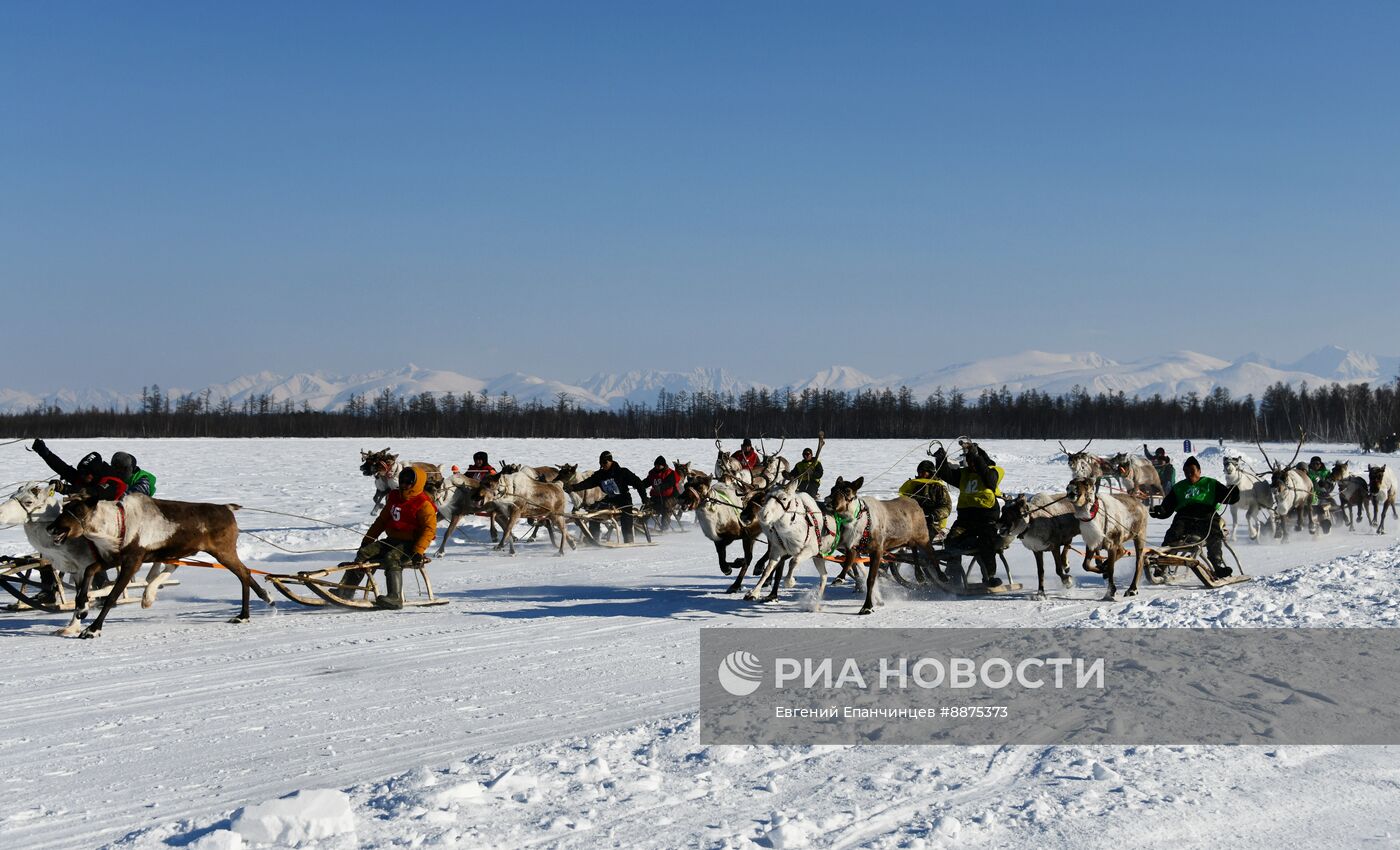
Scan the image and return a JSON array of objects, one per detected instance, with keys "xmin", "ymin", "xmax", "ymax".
[
  {"xmin": 33, "ymin": 442, "xmax": 127, "ymax": 501},
  {"xmin": 571, "ymin": 465, "xmax": 649, "ymax": 503}
]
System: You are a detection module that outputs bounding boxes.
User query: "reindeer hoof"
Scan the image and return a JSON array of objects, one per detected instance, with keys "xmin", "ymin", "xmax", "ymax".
[
  {"xmin": 1101, "ymin": 592, "xmax": 1116, "ymax": 602},
  {"xmin": 720, "ymin": 563, "xmax": 734, "ymax": 576},
  {"xmin": 141, "ymin": 597, "xmax": 155, "ymax": 609},
  {"xmin": 78, "ymin": 627, "xmax": 100, "ymax": 640},
  {"xmin": 228, "ymin": 616, "xmax": 250, "ymax": 624},
  {"xmin": 55, "ymin": 626, "xmax": 80, "ymax": 637},
  {"xmin": 1034, "ymin": 591, "xmax": 1047, "ymax": 601},
  {"xmin": 858, "ymin": 606, "xmax": 873, "ymax": 615},
  {"xmin": 1125, "ymin": 588, "xmax": 1139, "ymax": 597}
]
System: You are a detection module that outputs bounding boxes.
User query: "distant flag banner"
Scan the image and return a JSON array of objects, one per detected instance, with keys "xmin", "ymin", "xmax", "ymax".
[{"xmin": 1183, "ymin": 439, "xmax": 1192, "ymax": 453}]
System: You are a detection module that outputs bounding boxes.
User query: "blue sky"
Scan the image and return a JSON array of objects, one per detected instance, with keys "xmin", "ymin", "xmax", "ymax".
[{"xmin": 3, "ymin": 1, "xmax": 1398, "ymax": 390}]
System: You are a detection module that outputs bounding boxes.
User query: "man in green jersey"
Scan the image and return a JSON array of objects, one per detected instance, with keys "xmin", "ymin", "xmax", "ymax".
[{"xmin": 1149, "ymin": 456, "xmax": 1239, "ymax": 578}]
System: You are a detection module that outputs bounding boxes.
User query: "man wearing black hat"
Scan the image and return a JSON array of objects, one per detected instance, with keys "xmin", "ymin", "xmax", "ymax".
[
  {"xmin": 1149, "ymin": 455, "xmax": 1239, "ymax": 578},
  {"xmin": 643, "ymin": 456, "xmax": 682, "ymax": 530},
  {"xmin": 791, "ymin": 448, "xmax": 823, "ymax": 499},
  {"xmin": 568, "ymin": 452, "xmax": 650, "ymax": 543},
  {"xmin": 899, "ymin": 460, "xmax": 953, "ymax": 543}
]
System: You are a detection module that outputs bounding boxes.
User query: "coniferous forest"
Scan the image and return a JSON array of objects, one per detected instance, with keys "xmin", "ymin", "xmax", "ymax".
[{"xmin": 3, "ymin": 380, "xmax": 1398, "ymax": 450}]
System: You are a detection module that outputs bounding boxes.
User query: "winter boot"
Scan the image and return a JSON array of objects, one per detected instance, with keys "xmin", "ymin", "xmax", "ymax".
[
  {"xmin": 336, "ymin": 568, "xmax": 367, "ymax": 600},
  {"xmin": 977, "ymin": 554, "xmax": 1002, "ymax": 588},
  {"xmin": 375, "ymin": 567, "xmax": 404, "ymax": 609}
]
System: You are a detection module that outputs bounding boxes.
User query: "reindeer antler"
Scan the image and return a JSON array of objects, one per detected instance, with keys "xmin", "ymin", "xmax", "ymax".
[
  {"xmin": 1254, "ymin": 435, "xmax": 1277, "ymax": 471},
  {"xmin": 773, "ymin": 435, "xmax": 786, "ymax": 457},
  {"xmin": 714, "ymin": 422, "xmax": 724, "ymax": 452},
  {"xmin": 1286, "ymin": 429, "xmax": 1307, "ymax": 468},
  {"xmin": 814, "ymin": 431, "xmax": 826, "ymax": 461}
]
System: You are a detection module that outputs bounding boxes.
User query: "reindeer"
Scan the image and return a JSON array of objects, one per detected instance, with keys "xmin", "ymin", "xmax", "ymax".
[
  {"xmin": 1222, "ymin": 453, "xmax": 1274, "ymax": 540},
  {"xmin": 1256, "ymin": 437, "xmax": 1314, "ymax": 541},
  {"xmin": 0, "ymin": 481, "xmax": 183, "ymax": 609},
  {"xmin": 1065, "ymin": 478, "xmax": 1148, "ymax": 600},
  {"xmin": 48, "ymin": 493, "xmax": 272, "ymax": 638},
  {"xmin": 1107, "ymin": 452, "xmax": 1164, "ymax": 502},
  {"xmin": 1329, "ymin": 461, "xmax": 1375, "ymax": 531},
  {"xmin": 360, "ymin": 448, "xmax": 444, "ymax": 513},
  {"xmin": 1060, "ymin": 440, "xmax": 1115, "ymax": 483},
  {"xmin": 996, "ymin": 492, "xmax": 1079, "ymax": 598},
  {"xmin": 742, "ymin": 478, "xmax": 840, "ymax": 603},
  {"xmin": 827, "ymin": 477, "xmax": 939, "ymax": 615},
  {"xmin": 1369, "ymin": 464, "xmax": 1398, "ymax": 534},
  {"xmin": 750, "ymin": 436, "xmax": 792, "ymax": 490},
  {"xmin": 477, "ymin": 468, "xmax": 575, "ymax": 555},
  {"xmin": 679, "ymin": 472, "xmax": 768, "ymax": 594}
]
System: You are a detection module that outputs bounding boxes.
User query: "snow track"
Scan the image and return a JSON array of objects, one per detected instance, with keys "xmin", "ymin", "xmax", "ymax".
[{"xmin": 2, "ymin": 438, "xmax": 1399, "ymax": 849}]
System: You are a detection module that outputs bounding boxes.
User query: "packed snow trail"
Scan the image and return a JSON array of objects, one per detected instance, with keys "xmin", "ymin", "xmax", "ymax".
[{"xmin": 1, "ymin": 439, "xmax": 1397, "ymax": 849}]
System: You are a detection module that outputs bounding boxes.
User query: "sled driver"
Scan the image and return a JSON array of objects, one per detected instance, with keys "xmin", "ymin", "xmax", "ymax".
[
  {"xmin": 1149, "ymin": 455, "xmax": 1239, "ymax": 579},
  {"xmin": 342, "ymin": 466, "xmax": 437, "ymax": 609},
  {"xmin": 931, "ymin": 439, "xmax": 1007, "ymax": 587},
  {"xmin": 568, "ymin": 451, "xmax": 649, "ymax": 544},
  {"xmin": 732, "ymin": 439, "xmax": 760, "ymax": 471},
  {"xmin": 791, "ymin": 448, "xmax": 824, "ymax": 499},
  {"xmin": 899, "ymin": 460, "xmax": 953, "ymax": 544},
  {"xmin": 643, "ymin": 456, "xmax": 682, "ymax": 530}
]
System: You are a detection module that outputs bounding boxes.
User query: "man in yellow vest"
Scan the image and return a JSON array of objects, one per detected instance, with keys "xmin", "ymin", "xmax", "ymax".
[{"xmin": 931, "ymin": 439, "xmax": 1007, "ymax": 587}]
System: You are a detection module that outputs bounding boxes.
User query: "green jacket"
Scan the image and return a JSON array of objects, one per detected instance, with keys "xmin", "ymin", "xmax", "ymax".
[
  {"xmin": 126, "ymin": 468, "xmax": 157, "ymax": 497},
  {"xmin": 792, "ymin": 459, "xmax": 823, "ymax": 485}
]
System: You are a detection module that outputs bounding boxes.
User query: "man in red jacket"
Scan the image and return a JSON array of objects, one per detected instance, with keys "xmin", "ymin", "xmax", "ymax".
[
  {"xmin": 731, "ymin": 439, "xmax": 760, "ymax": 471},
  {"xmin": 643, "ymin": 456, "xmax": 682, "ymax": 530},
  {"xmin": 341, "ymin": 466, "xmax": 438, "ymax": 608}
]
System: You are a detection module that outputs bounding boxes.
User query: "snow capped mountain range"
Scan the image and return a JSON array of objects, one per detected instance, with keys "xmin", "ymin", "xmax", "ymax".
[{"xmin": 3, "ymin": 346, "xmax": 1396, "ymax": 414}]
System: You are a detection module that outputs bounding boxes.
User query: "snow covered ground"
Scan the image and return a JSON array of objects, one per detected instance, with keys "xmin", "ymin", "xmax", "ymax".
[{"xmin": 2, "ymin": 438, "xmax": 1399, "ymax": 849}]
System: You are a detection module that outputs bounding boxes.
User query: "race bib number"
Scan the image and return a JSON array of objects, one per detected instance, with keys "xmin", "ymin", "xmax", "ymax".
[
  {"xmin": 391, "ymin": 506, "xmax": 402, "ymax": 521},
  {"xmin": 964, "ymin": 478, "xmax": 981, "ymax": 494},
  {"xmin": 601, "ymin": 479, "xmax": 620, "ymax": 496}
]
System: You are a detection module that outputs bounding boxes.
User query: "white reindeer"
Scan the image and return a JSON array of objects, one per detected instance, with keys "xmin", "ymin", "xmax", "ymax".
[
  {"xmin": 1369, "ymin": 465, "xmax": 1399, "ymax": 534},
  {"xmin": 743, "ymin": 478, "xmax": 839, "ymax": 604},
  {"xmin": 1256, "ymin": 439, "xmax": 1314, "ymax": 541},
  {"xmin": 1066, "ymin": 477, "xmax": 1148, "ymax": 600},
  {"xmin": 1221, "ymin": 453, "xmax": 1273, "ymax": 540}
]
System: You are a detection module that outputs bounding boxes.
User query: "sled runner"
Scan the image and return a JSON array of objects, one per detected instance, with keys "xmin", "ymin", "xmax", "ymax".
[
  {"xmin": 0, "ymin": 553, "xmax": 180, "ymax": 613},
  {"xmin": 823, "ymin": 548, "xmax": 1024, "ymax": 595},
  {"xmin": 264, "ymin": 561, "xmax": 449, "ymax": 610},
  {"xmin": 570, "ymin": 505, "xmax": 656, "ymax": 547}
]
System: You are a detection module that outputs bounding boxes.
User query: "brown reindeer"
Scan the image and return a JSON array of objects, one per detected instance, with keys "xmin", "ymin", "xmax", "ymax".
[
  {"xmin": 680, "ymin": 472, "xmax": 769, "ymax": 594},
  {"xmin": 1328, "ymin": 461, "xmax": 1374, "ymax": 530},
  {"xmin": 49, "ymin": 493, "xmax": 273, "ymax": 638},
  {"xmin": 827, "ymin": 477, "xmax": 939, "ymax": 615},
  {"xmin": 1065, "ymin": 478, "xmax": 1148, "ymax": 600},
  {"xmin": 996, "ymin": 492, "xmax": 1078, "ymax": 598},
  {"xmin": 1107, "ymin": 452, "xmax": 1164, "ymax": 501},
  {"xmin": 360, "ymin": 448, "xmax": 443, "ymax": 513},
  {"xmin": 477, "ymin": 468, "xmax": 575, "ymax": 555}
]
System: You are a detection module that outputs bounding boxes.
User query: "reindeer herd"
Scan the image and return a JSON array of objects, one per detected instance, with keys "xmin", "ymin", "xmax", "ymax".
[{"xmin": 2, "ymin": 438, "xmax": 1397, "ymax": 637}]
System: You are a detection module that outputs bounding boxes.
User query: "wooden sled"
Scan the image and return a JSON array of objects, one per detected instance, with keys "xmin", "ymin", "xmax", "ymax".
[
  {"xmin": 0, "ymin": 554, "xmax": 180, "ymax": 614},
  {"xmin": 1142, "ymin": 539, "xmax": 1250, "ymax": 589},
  {"xmin": 264, "ymin": 562, "xmax": 448, "ymax": 610},
  {"xmin": 570, "ymin": 505, "xmax": 656, "ymax": 546}
]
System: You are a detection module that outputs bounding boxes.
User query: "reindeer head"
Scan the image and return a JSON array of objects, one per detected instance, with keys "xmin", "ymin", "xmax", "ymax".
[
  {"xmin": 1065, "ymin": 477, "xmax": 1097, "ymax": 514},
  {"xmin": 996, "ymin": 494, "xmax": 1032, "ymax": 540},
  {"xmin": 48, "ymin": 497, "xmax": 96, "ymax": 544},
  {"xmin": 1370, "ymin": 465, "xmax": 1388, "ymax": 493},
  {"xmin": 553, "ymin": 463, "xmax": 579, "ymax": 485},
  {"xmin": 1108, "ymin": 452, "xmax": 1133, "ymax": 477},
  {"xmin": 827, "ymin": 476, "xmax": 864, "ymax": 521},
  {"xmin": 755, "ymin": 477, "xmax": 802, "ymax": 528},
  {"xmin": 1329, "ymin": 460, "xmax": 1350, "ymax": 482},
  {"xmin": 0, "ymin": 481, "xmax": 61, "ymax": 526},
  {"xmin": 679, "ymin": 477, "xmax": 706, "ymax": 511},
  {"xmin": 359, "ymin": 448, "xmax": 396, "ymax": 477}
]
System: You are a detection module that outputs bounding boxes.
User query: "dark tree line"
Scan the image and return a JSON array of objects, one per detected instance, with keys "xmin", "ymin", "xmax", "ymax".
[{"xmin": 2, "ymin": 380, "xmax": 1397, "ymax": 446}]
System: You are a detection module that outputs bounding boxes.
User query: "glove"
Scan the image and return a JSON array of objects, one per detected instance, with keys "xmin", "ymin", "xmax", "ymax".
[
  {"xmin": 410, "ymin": 553, "xmax": 427, "ymax": 566},
  {"xmin": 31, "ymin": 438, "xmax": 46, "ymax": 453},
  {"xmin": 1149, "ymin": 506, "xmax": 1167, "ymax": 520}
]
